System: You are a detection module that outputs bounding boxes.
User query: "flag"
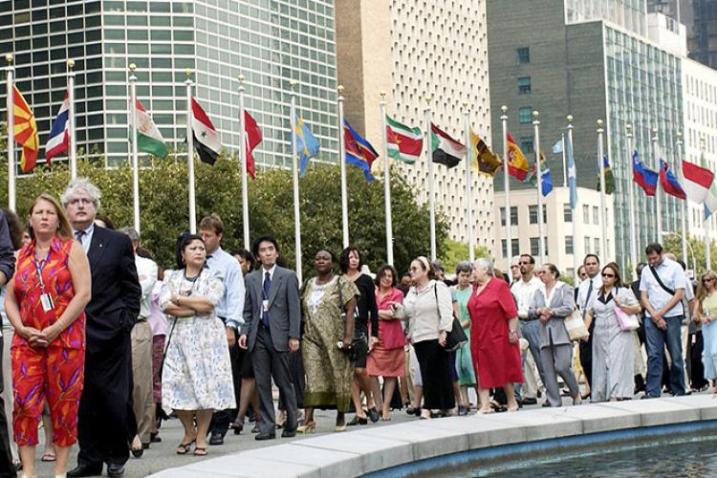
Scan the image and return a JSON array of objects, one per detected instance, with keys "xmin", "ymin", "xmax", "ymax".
[
  {"xmin": 344, "ymin": 119, "xmax": 378, "ymax": 181},
  {"xmin": 295, "ymin": 113, "xmax": 320, "ymax": 176},
  {"xmin": 244, "ymin": 111, "xmax": 262, "ymax": 179},
  {"xmin": 566, "ymin": 133, "xmax": 577, "ymax": 208},
  {"xmin": 705, "ymin": 182, "xmax": 717, "ymax": 219},
  {"xmin": 551, "ymin": 138, "xmax": 563, "ymax": 155},
  {"xmin": 431, "ymin": 123, "xmax": 466, "ymax": 168},
  {"xmin": 681, "ymin": 159, "xmax": 715, "ymax": 204},
  {"xmin": 46, "ymin": 93, "xmax": 70, "ymax": 165},
  {"xmin": 134, "ymin": 100, "xmax": 168, "ymax": 158},
  {"xmin": 506, "ymin": 133, "xmax": 530, "ymax": 181},
  {"xmin": 386, "ymin": 115, "xmax": 422, "ymax": 164},
  {"xmin": 632, "ymin": 151, "xmax": 658, "ymax": 196},
  {"xmin": 190, "ymin": 98, "xmax": 221, "ymax": 165},
  {"xmin": 12, "ymin": 86, "xmax": 39, "ymax": 172},
  {"xmin": 596, "ymin": 155, "xmax": 615, "ymax": 194},
  {"xmin": 470, "ymin": 130, "xmax": 501, "ymax": 176},
  {"xmin": 659, "ymin": 159, "xmax": 686, "ymax": 199},
  {"xmin": 541, "ymin": 167, "xmax": 553, "ymax": 197}
]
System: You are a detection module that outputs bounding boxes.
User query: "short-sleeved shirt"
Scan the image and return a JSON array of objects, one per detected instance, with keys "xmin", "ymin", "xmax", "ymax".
[
  {"xmin": 639, "ymin": 258, "xmax": 688, "ymax": 318},
  {"xmin": 510, "ymin": 276, "xmax": 543, "ymax": 319}
]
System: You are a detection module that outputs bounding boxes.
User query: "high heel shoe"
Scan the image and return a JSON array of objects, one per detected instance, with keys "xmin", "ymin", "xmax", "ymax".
[{"xmin": 297, "ymin": 421, "xmax": 316, "ymax": 434}]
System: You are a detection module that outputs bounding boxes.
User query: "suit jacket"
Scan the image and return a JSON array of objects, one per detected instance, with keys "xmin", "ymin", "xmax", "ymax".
[
  {"xmin": 85, "ymin": 226, "xmax": 141, "ymax": 352},
  {"xmin": 242, "ymin": 265, "xmax": 300, "ymax": 353},
  {"xmin": 528, "ymin": 281, "xmax": 575, "ymax": 348}
]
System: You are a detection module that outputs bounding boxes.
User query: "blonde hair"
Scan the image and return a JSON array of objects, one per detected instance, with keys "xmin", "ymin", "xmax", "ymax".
[
  {"xmin": 697, "ymin": 270, "xmax": 717, "ymax": 308},
  {"xmin": 28, "ymin": 193, "xmax": 73, "ymax": 240}
]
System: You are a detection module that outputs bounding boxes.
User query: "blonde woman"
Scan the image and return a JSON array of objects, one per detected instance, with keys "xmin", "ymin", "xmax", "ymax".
[{"xmin": 695, "ymin": 270, "xmax": 717, "ymax": 393}]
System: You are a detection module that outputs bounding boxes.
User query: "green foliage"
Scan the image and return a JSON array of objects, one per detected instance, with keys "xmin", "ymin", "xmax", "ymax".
[
  {"xmin": 441, "ymin": 240, "xmax": 491, "ymax": 275},
  {"xmin": 0, "ymin": 157, "xmax": 448, "ymax": 276},
  {"xmin": 662, "ymin": 231, "xmax": 717, "ymax": 277}
]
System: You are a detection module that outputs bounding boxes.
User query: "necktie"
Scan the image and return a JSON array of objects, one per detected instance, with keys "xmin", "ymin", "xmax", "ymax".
[
  {"xmin": 74, "ymin": 230, "xmax": 85, "ymax": 243},
  {"xmin": 262, "ymin": 271, "xmax": 271, "ymax": 327}
]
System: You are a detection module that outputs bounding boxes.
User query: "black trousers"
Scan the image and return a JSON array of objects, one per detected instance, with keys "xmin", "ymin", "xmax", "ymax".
[
  {"xmin": 77, "ymin": 333, "xmax": 132, "ymax": 467},
  {"xmin": 209, "ymin": 342, "xmax": 241, "ymax": 436},
  {"xmin": 0, "ymin": 335, "xmax": 16, "ymax": 478},
  {"xmin": 413, "ymin": 340, "xmax": 455, "ymax": 410},
  {"xmin": 278, "ymin": 350, "xmax": 304, "ymax": 411},
  {"xmin": 579, "ymin": 322, "xmax": 595, "ymax": 390},
  {"xmin": 252, "ymin": 325, "xmax": 297, "ymax": 434}
]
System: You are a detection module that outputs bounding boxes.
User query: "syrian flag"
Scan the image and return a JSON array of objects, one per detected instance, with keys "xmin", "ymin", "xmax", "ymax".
[
  {"xmin": 46, "ymin": 94, "xmax": 70, "ymax": 165},
  {"xmin": 134, "ymin": 100, "xmax": 168, "ymax": 157},
  {"xmin": 681, "ymin": 159, "xmax": 715, "ymax": 204},
  {"xmin": 191, "ymin": 98, "xmax": 221, "ymax": 165},
  {"xmin": 243, "ymin": 111, "xmax": 262, "ymax": 179},
  {"xmin": 431, "ymin": 123, "xmax": 466, "ymax": 168}
]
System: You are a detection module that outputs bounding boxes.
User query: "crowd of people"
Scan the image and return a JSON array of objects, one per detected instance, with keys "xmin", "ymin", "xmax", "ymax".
[{"xmin": 0, "ymin": 177, "xmax": 711, "ymax": 478}]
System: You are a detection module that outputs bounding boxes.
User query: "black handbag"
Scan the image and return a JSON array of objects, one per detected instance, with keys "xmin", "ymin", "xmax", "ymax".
[{"xmin": 433, "ymin": 284, "xmax": 468, "ymax": 352}]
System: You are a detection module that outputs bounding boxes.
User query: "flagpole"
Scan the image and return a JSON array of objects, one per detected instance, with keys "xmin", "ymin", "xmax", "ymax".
[
  {"xmin": 67, "ymin": 59, "xmax": 77, "ymax": 179},
  {"xmin": 185, "ymin": 70, "xmax": 196, "ymax": 234},
  {"xmin": 652, "ymin": 127, "xmax": 662, "ymax": 244},
  {"xmin": 289, "ymin": 80, "xmax": 302, "ymax": 283},
  {"xmin": 676, "ymin": 131, "xmax": 689, "ymax": 269},
  {"xmin": 567, "ymin": 115, "xmax": 578, "ymax": 285},
  {"xmin": 128, "ymin": 64, "xmax": 141, "ymax": 233},
  {"xmin": 463, "ymin": 104, "xmax": 475, "ymax": 262},
  {"xmin": 597, "ymin": 119, "xmax": 607, "ymax": 260},
  {"xmin": 561, "ymin": 132, "xmax": 567, "ymax": 188},
  {"xmin": 501, "ymin": 105, "xmax": 511, "ymax": 269},
  {"xmin": 238, "ymin": 74, "xmax": 250, "ymax": 249},
  {"xmin": 380, "ymin": 93, "xmax": 394, "ymax": 265},
  {"xmin": 426, "ymin": 97, "xmax": 436, "ymax": 262},
  {"xmin": 702, "ymin": 137, "xmax": 711, "ymax": 270},
  {"xmin": 338, "ymin": 85, "xmax": 349, "ymax": 248},
  {"xmin": 5, "ymin": 54, "xmax": 14, "ymax": 212},
  {"xmin": 534, "ymin": 111, "xmax": 545, "ymax": 264},
  {"xmin": 626, "ymin": 123, "xmax": 638, "ymax": 281}
]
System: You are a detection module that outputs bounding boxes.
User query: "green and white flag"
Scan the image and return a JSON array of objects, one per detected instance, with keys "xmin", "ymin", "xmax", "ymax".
[{"xmin": 134, "ymin": 100, "xmax": 168, "ymax": 157}]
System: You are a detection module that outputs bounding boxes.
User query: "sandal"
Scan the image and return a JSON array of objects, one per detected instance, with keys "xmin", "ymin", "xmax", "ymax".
[
  {"xmin": 176, "ymin": 439, "xmax": 196, "ymax": 455},
  {"xmin": 193, "ymin": 447, "xmax": 208, "ymax": 456},
  {"xmin": 41, "ymin": 451, "xmax": 56, "ymax": 462}
]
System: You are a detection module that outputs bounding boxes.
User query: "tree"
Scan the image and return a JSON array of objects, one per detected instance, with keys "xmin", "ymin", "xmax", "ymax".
[
  {"xmin": 662, "ymin": 231, "xmax": 715, "ymax": 277},
  {"xmin": 0, "ymin": 157, "xmax": 449, "ymax": 276}
]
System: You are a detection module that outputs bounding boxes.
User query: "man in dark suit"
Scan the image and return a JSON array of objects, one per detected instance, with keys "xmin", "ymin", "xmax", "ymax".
[
  {"xmin": 238, "ymin": 236, "xmax": 300, "ymax": 440},
  {"xmin": 63, "ymin": 179, "xmax": 141, "ymax": 478}
]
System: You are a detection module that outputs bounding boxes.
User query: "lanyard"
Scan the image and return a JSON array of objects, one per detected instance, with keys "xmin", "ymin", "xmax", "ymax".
[{"xmin": 33, "ymin": 254, "xmax": 49, "ymax": 295}]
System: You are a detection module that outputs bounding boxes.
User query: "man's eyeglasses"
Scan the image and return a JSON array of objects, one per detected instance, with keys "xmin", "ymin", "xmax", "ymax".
[{"xmin": 519, "ymin": 261, "xmax": 531, "ymax": 265}]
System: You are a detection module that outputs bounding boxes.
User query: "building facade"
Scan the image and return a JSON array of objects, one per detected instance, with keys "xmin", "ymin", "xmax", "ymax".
[
  {"xmin": 494, "ymin": 186, "xmax": 615, "ymax": 278},
  {"xmin": 487, "ymin": 0, "xmax": 684, "ymax": 271},
  {"xmin": 334, "ymin": 0, "xmax": 495, "ymax": 251},
  {"xmin": 0, "ymin": 0, "xmax": 339, "ymax": 168}
]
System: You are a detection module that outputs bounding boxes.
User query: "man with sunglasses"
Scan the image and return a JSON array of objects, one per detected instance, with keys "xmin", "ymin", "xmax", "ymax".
[
  {"xmin": 577, "ymin": 254, "xmax": 601, "ymax": 398},
  {"xmin": 639, "ymin": 243, "xmax": 688, "ymax": 398},
  {"xmin": 510, "ymin": 254, "xmax": 545, "ymax": 405}
]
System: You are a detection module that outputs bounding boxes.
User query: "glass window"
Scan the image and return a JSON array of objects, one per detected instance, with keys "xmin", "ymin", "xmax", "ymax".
[
  {"xmin": 501, "ymin": 239, "xmax": 520, "ymax": 258},
  {"xmin": 592, "ymin": 206, "xmax": 599, "ymax": 225},
  {"xmin": 582, "ymin": 205, "xmax": 590, "ymax": 224},
  {"xmin": 520, "ymin": 137, "xmax": 534, "ymax": 154},
  {"xmin": 517, "ymin": 47, "xmax": 530, "ymax": 64},
  {"xmin": 530, "ymin": 237, "xmax": 540, "ymax": 256},
  {"xmin": 584, "ymin": 236, "xmax": 591, "ymax": 254},
  {"xmin": 594, "ymin": 238, "xmax": 601, "ymax": 256},
  {"xmin": 565, "ymin": 236, "xmax": 574, "ymax": 255},
  {"xmin": 563, "ymin": 203, "xmax": 572, "ymax": 222},
  {"xmin": 518, "ymin": 76, "xmax": 531, "ymax": 94},
  {"xmin": 519, "ymin": 107, "xmax": 532, "ymax": 124},
  {"xmin": 529, "ymin": 205, "xmax": 538, "ymax": 224}
]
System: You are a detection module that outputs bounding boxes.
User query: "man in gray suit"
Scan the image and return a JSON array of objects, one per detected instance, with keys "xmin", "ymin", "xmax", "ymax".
[{"xmin": 238, "ymin": 236, "xmax": 300, "ymax": 440}]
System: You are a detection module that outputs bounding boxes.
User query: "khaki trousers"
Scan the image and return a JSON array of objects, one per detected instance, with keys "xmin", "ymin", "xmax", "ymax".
[{"xmin": 131, "ymin": 320, "xmax": 154, "ymax": 443}]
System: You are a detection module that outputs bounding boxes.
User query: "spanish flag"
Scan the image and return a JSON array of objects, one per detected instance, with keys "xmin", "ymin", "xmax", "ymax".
[
  {"xmin": 506, "ymin": 133, "xmax": 529, "ymax": 181},
  {"xmin": 12, "ymin": 86, "xmax": 39, "ymax": 172}
]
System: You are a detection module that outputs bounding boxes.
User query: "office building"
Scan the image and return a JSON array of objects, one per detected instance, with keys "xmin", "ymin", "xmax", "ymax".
[
  {"xmin": 334, "ymin": 0, "xmax": 495, "ymax": 249},
  {"xmin": 0, "ymin": 0, "xmax": 339, "ymax": 168}
]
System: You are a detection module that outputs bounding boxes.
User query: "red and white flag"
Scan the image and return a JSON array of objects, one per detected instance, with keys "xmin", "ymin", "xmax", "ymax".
[
  {"xmin": 191, "ymin": 98, "xmax": 221, "ymax": 165},
  {"xmin": 681, "ymin": 159, "xmax": 715, "ymax": 204},
  {"xmin": 243, "ymin": 111, "xmax": 262, "ymax": 179}
]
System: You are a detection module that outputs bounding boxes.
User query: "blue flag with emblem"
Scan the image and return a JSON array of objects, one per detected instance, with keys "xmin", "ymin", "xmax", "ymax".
[{"xmin": 295, "ymin": 113, "xmax": 320, "ymax": 176}]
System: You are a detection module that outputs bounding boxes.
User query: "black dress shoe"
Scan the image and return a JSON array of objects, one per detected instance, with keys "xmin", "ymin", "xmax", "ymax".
[
  {"xmin": 209, "ymin": 432, "xmax": 224, "ymax": 446},
  {"xmin": 68, "ymin": 463, "xmax": 103, "ymax": 477},
  {"xmin": 255, "ymin": 432, "xmax": 276, "ymax": 441},
  {"xmin": 521, "ymin": 397, "xmax": 538, "ymax": 405},
  {"xmin": 347, "ymin": 415, "xmax": 368, "ymax": 426},
  {"xmin": 107, "ymin": 463, "xmax": 125, "ymax": 478},
  {"xmin": 281, "ymin": 428, "xmax": 296, "ymax": 438},
  {"xmin": 367, "ymin": 407, "xmax": 380, "ymax": 423}
]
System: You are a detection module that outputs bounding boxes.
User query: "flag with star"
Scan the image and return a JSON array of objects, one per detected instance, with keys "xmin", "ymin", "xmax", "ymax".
[{"xmin": 191, "ymin": 98, "xmax": 221, "ymax": 165}]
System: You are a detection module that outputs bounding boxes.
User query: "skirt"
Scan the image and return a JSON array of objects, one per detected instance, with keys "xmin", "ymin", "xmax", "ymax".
[
  {"xmin": 413, "ymin": 339, "xmax": 455, "ymax": 410},
  {"xmin": 367, "ymin": 345, "xmax": 405, "ymax": 377}
]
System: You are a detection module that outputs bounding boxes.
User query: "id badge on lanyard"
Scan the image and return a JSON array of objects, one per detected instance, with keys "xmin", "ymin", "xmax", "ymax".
[{"xmin": 35, "ymin": 258, "xmax": 55, "ymax": 313}]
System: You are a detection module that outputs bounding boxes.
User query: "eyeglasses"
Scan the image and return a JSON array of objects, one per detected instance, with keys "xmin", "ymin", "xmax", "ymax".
[
  {"xmin": 519, "ymin": 261, "xmax": 531, "ymax": 265},
  {"xmin": 704, "ymin": 278, "xmax": 715, "ymax": 283},
  {"xmin": 602, "ymin": 273, "xmax": 615, "ymax": 278}
]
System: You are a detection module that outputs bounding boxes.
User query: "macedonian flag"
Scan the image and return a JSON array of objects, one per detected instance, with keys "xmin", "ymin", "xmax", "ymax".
[{"xmin": 12, "ymin": 86, "xmax": 39, "ymax": 172}]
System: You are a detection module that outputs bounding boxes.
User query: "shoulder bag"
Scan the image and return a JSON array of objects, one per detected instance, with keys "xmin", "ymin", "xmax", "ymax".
[
  {"xmin": 559, "ymin": 285, "xmax": 589, "ymax": 341},
  {"xmin": 435, "ymin": 283, "xmax": 468, "ymax": 351},
  {"xmin": 613, "ymin": 288, "xmax": 640, "ymax": 331}
]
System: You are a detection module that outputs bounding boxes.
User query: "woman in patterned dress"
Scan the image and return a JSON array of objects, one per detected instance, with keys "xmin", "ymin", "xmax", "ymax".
[
  {"xmin": 299, "ymin": 250, "xmax": 358, "ymax": 433},
  {"xmin": 5, "ymin": 193, "xmax": 91, "ymax": 478},
  {"xmin": 159, "ymin": 233, "xmax": 234, "ymax": 456}
]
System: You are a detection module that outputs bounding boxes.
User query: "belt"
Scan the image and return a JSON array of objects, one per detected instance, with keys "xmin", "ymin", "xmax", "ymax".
[{"xmin": 519, "ymin": 317, "xmax": 538, "ymax": 322}]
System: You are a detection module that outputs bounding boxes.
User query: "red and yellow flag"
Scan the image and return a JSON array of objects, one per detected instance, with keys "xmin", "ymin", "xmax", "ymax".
[
  {"xmin": 12, "ymin": 86, "xmax": 39, "ymax": 172},
  {"xmin": 506, "ymin": 133, "xmax": 529, "ymax": 181}
]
